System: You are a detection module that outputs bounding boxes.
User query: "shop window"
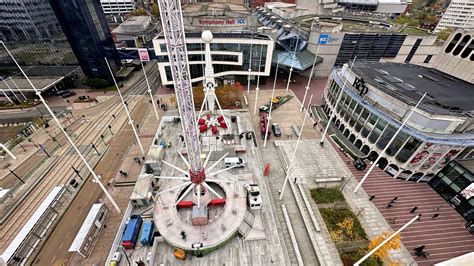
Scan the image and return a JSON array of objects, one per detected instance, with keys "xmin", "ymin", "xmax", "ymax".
[
  {"xmin": 395, "ymin": 137, "xmax": 422, "ymax": 163},
  {"xmin": 368, "ymin": 119, "xmax": 387, "ymax": 144}
]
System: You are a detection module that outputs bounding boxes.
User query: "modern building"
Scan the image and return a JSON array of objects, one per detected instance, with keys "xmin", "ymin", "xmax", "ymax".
[
  {"xmin": 49, "ymin": 0, "xmax": 122, "ymax": 78},
  {"xmin": 100, "ymin": 0, "xmax": 135, "ymax": 14},
  {"xmin": 428, "ymin": 159, "xmax": 473, "ymax": 223},
  {"xmin": 320, "ymin": 53, "xmax": 473, "ymax": 182},
  {"xmin": 256, "ymin": 7, "xmax": 439, "ymax": 77},
  {"xmin": 0, "ymin": 0, "xmax": 120, "ymax": 80},
  {"xmin": 338, "ymin": 0, "xmax": 410, "ymax": 14},
  {"xmin": 434, "ymin": 0, "xmax": 474, "ymax": 33},
  {"xmin": 0, "ymin": 0, "xmax": 78, "ymax": 77},
  {"xmin": 112, "ymin": 16, "xmax": 159, "ymax": 47},
  {"xmin": 154, "ymin": 32, "xmax": 274, "ymax": 86}
]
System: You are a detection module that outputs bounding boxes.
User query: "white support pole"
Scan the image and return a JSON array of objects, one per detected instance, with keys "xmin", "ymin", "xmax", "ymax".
[
  {"xmin": 174, "ymin": 183, "xmax": 194, "ymax": 204},
  {"xmin": 104, "ymin": 57, "xmax": 145, "ymax": 155},
  {"xmin": 286, "ymin": 29, "xmax": 300, "ymax": 92},
  {"xmin": 196, "ymin": 184, "xmax": 201, "ymax": 208},
  {"xmin": 354, "ymin": 214, "xmax": 421, "ymax": 266},
  {"xmin": 253, "ymin": 43, "xmax": 264, "ymax": 116},
  {"xmin": 263, "ymin": 59, "xmax": 280, "ymax": 148},
  {"xmin": 1, "ymin": 89, "xmax": 13, "ymax": 103},
  {"xmin": 247, "ymin": 31, "xmax": 253, "ymax": 94},
  {"xmin": 203, "ymin": 145, "xmax": 215, "ymax": 168},
  {"xmin": 279, "ymin": 94, "xmax": 313, "ymax": 200},
  {"xmin": 0, "ymin": 143, "xmax": 17, "ymax": 160},
  {"xmin": 320, "ymin": 58, "xmax": 357, "ymax": 144},
  {"xmin": 158, "ymin": 181, "xmax": 191, "ymax": 196},
  {"xmin": 162, "ymin": 159, "xmax": 189, "ymax": 175},
  {"xmin": 3, "ymin": 79, "xmax": 21, "ymax": 102},
  {"xmin": 9, "ymin": 78, "xmax": 27, "ymax": 100},
  {"xmin": 354, "ymin": 93, "xmax": 427, "ymax": 193},
  {"xmin": 203, "ymin": 182, "xmax": 222, "ymax": 198},
  {"xmin": 207, "ymin": 163, "xmax": 241, "ymax": 177},
  {"xmin": 301, "ymin": 40, "xmax": 321, "ymax": 112},
  {"xmin": 140, "ymin": 59, "xmax": 160, "ymax": 123},
  {"xmin": 206, "ymin": 152, "xmax": 229, "ymax": 172},
  {"xmin": 1, "ymin": 41, "xmax": 121, "ymax": 213},
  {"xmin": 177, "ymin": 149, "xmax": 190, "ymax": 169}
]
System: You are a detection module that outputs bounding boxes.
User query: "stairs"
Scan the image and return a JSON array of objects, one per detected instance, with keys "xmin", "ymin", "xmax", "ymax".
[{"xmin": 238, "ymin": 210, "xmax": 255, "ymax": 238}]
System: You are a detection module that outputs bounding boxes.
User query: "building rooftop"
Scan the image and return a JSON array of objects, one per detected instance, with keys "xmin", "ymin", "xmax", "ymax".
[
  {"xmin": 112, "ymin": 16, "xmax": 153, "ymax": 34},
  {"xmin": 183, "ymin": 2, "xmax": 250, "ymax": 14},
  {"xmin": 352, "ymin": 61, "xmax": 474, "ymax": 115}
]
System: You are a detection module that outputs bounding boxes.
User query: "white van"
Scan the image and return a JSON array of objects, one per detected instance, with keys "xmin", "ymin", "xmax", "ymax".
[{"xmin": 224, "ymin": 157, "xmax": 246, "ymax": 168}]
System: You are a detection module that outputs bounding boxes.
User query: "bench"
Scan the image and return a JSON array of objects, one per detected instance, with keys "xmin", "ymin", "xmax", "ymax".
[
  {"xmin": 314, "ymin": 177, "xmax": 344, "ymax": 183},
  {"xmin": 292, "ymin": 125, "xmax": 301, "ymax": 137}
]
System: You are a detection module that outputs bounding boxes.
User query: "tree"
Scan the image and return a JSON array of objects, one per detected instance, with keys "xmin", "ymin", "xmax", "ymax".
[
  {"xmin": 367, "ymin": 231, "xmax": 401, "ymax": 261},
  {"xmin": 130, "ymin": 7, "xmax": 147, "ymax": 16},
  {"xmin": 151, "ymin": 4, "xmax": 159, "ymax": 17},
  {"xmin": 437, "ymin": 27, "xmax": 454, "ymax": 41}
]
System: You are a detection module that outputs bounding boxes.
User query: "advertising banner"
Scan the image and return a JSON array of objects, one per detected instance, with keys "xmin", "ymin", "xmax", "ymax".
[{"xmin": 138, "ymin": 48, "xmax": 150, "ymax": 62}]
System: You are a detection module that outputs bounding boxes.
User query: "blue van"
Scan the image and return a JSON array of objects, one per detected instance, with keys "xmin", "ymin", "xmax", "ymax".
[{"xmin": 140, "ymin": 221, "xmax": 154, "ymax": 246}]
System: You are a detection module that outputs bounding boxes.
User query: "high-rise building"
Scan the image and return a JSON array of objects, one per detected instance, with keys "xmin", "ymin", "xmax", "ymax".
[
  {"xmin": 434, "ymin": 0, "xmax": 474, "ymax": 33},
  {"xmin": 49, "ymin": 0, "xmax": 122, "ymax": 78},
  {"xmin": 100, "ymin": 0, "xmax": 135, "ymax": 14},
  {"xmin": 0, "ymin": 0, "xmax": 121, "ymax": 79}
]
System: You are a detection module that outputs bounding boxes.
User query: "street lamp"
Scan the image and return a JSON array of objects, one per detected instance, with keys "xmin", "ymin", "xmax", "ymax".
[
  {"xmin": 9, "ymin": 169, "xmax": 25, "ymax": 184},
  {"xmin": 91, "ymin": 143, "xmax": 100, "ymax": 156},
  {"xmin": 72, "ymin": 166, "xmax": 83, "ymax": 180},
  {"xmin": 28, "ymin": 137, "xmax": 38, "ymax": 148}
]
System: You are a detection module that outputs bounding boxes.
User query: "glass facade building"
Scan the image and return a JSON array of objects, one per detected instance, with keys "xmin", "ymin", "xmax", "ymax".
[
  {"xmin": 154, "ymin": 33, "xmax": 274, "ymax": 86},
  {"xmin": 0, "ymin": 0, "xmax": 120, "ymax": 79},
  {"xmin": 322, "ymin": 63, "xmax": 473, "ymax": 182},
  {"xmin": 428, "ymin": 159, "xmax": 474, "ymax": 223}
]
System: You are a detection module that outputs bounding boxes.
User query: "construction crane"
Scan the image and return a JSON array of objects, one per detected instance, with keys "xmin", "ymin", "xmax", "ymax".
[{"xmin": 156, "ymin": 0, "xmax": 237, "ymax": 207}]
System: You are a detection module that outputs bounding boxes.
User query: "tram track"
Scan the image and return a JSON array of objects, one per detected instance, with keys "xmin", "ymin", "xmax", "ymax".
[{"xmin": 0, "ymin": 75, "xmax": 153, "ymax": 253}]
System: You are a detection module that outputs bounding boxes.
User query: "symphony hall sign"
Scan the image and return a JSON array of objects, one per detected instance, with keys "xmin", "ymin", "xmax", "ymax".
[{"xmin": 193, "ymin": 18, "xmax": 247, "ymax": 26}]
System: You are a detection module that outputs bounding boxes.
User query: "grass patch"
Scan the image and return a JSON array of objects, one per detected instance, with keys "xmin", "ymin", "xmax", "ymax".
[
  {"xmin": 341, "ymin": 250, "xmax": 382, "ymax": 266},
  {"xmin": 310, "ymin": 187, "xmax": 345, "ymax": 204},
  {"xmin": 320, "ymin": 208, "xmax": 367, "ymax": 241}
]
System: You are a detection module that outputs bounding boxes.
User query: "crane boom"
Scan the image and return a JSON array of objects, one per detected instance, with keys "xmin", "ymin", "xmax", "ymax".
[{"xmin": 157, "ymin": 0, "xmax": 205, "ymax": 184}]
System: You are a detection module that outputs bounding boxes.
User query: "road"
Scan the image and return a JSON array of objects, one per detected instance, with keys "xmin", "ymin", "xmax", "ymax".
[
  {"xmin": 32, "ymin": 98, "xmax": 149, "ymax": 265},
  {"xmin": 0, "ymin": 106, "xmax": 69, "ymax": 123}
]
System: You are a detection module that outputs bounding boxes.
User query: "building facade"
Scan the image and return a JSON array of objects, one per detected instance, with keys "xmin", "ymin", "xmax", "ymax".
[
  {"xmin": 321, "ymin": 60, "xmax": 473, "ymax": 182},
  {"xmin": 428, "ymin": 159, "xmax": 473, "ymax": 223},
  {"xmin": 434, "ymin": 0, "xmax": 474, "ymax": 33},
  {"xmin": 100, "ymin": 0, "xmax": 135, "ymax": 14},
  {"xmin": 0, "ymin": 0, "xmax": 78, "ymax": 77},
  {"xmin": 153, "ymin": 32, "xmax": 274, "ymax": 85},
  {"xmin": 49, "ymin": 0, "xmax": 122, "ymax": 78}
]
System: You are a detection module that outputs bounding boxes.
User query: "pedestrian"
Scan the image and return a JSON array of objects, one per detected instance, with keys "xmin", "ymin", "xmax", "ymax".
[
  {"xmin": 293, "ymin": 178, "xmax": 297, "ymax": 184},
  {"xmin": 124, "ymin": 171, "xmax": 128, "ymax": 177},
  {"xmin": 369, "ymin": 195, "xmax": 376, "ymax": 201},
  {"xmin": 414, "ymin": 245, "xmax": 425, "ymax": 253},
  {"xmin": 386, "ymin": 202, "xmax": 395, "ymax": 209},
  {"xmin": 137, "ymin": 159, "xmax": 141, "ymax": 165},
  {"xmin": 410, "ymin": 206, "xmax": 418, "ymax": 213},
  {"xmin": 313, "ymin": 122, "xmax": 318, "ymax": 128},
  {"xmin": 309, "ymin": 112, "xmax": 313, "ymax": 118},
  {"xmin": 391, "ymin": 196, "xmax": 398, "ymax": 203},
  {"xmin": 432, "ymin": 213, "xmax": 439, "ymax": 219},
  {"xmin": 142, "ymin": 156, "xmax": 145, "ymax": 161},
  {"xmin": 417, "ymin": 213, "xmax": 422, "ymax": 221},
  {"xmin": 104, "ymin": 224, "xmax": 107, "ymax": 229}
]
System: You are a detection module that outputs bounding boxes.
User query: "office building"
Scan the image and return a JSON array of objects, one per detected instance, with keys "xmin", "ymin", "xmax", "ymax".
[
  {"xmin": 0, "ymin": 0, "xmax": 120, "ymax": 80},
  {"xmin": 112, "ymin": 16, "xmax": 159, "ymax": 47},
  {"xmin": 100, "ymin": 0, "xmax": 135, "ymax": 14},
  {"xmin": 434, "ymin": 0, "xmax": 474, "ymax": 33}
]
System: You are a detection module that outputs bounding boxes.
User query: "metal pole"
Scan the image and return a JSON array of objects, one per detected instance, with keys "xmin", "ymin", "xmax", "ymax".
[
  {"xmin": 320, "ymin": 58, "xmax": 357, "ymax": 144},
  {"xmin": 354, "ymin": 214, "xmax": 421, "ymax": 266},
  {"xmin": 0, "ymin": 143, "xmax": 17, "ymax": 160},
  {"xmin": 1, "ymin": 89, "xmax": 13, "ymax": 103},
  {"xmin": 286, "ymin": 27, "xmax": 300, "ymax": 92},
  {"xmin": 91, "ymin": 143, "xmax": 100, "ymax": 156},
  {"xmin": 301, "ymin": 40, "xmax": 321, "ymax": 112},
  {"xmin": 253, "ymin": 43, "xmax": 264, "ymax": 115},
  {"xmin": 279, "ymin": 94, "xmax": 313, "ymax": 200},
  {"xmin": 104, "ymin": 57, "xmax": 144, "ymax": 155},
  {"xmin": 247, "ymin": 29, "xmax": 253, "ymax": 94},
  {"xmin": 9, "ymin": 169, "xmax": 25, "ymax": 184},
  {"xmin": 354, "ymin": 93, "xmax": 427, "ymax": 193},
  {"xmin": 263, "ymin": 59, "xmax": 280, "ymax": 147},
  {"xmin": 1, "ymin": 41, "xmax": 121, "ymax": 213},
  {"xmin": 140, "ymin": 57, "xmax": 160, "ymax": 123},
  {"xmin": 72, "ymin": 166, "xmax": 83, "ymax": 180},
  {"xmin": 9, "ymin": 78, "xmax": 27, "ymax": 100},
  {"xmin": 3, "ymin": 79, "xmax": 21, "ymax": 102}
]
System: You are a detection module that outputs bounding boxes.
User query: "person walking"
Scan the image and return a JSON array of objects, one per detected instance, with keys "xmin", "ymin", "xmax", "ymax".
[
  {"xmin": 417, "ymin": 213, "xmax": 422, "ymax": 221},
  {"xmin": 386, "ymin": 201, "xmax": 395, "ymax": 209},
  {"xmin": 369, "ymin": 195, "xmax": 376, "ymax": 201},
  {"xmin": 432, "ymin": 213, "xmax": 439, "ymax": 219},
  {"xmin": 410, "ymin": 206, "xmax": 418, "ymax": 213}
]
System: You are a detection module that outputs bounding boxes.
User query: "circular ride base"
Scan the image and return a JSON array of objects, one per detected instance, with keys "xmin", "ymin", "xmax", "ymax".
[{"xmin": 154, "ymin": 180, "xmax": 247, "ymax": 253}]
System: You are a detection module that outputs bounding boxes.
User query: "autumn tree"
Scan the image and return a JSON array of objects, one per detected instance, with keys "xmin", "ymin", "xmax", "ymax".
[
  {"xmin": 367, "ymin": 231, "xmax": 401, "ymax": 261},
  {"xmin": 130, "ymin": 7, "xmax": 147, "ymax": 16},
  {"xmin": 151, "ymin": 4, "xmax": 159, "ymax": 17},
  {"xmin": 437, "ymin": 27, "xmax": 454, "ymax": 41}
]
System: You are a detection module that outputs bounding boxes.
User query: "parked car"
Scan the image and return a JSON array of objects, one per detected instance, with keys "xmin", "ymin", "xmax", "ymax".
[
  {"xmin": 353, "ymin": 158, "xmax": 367, "ymax": 171},
  {"xmin": 61, "ymin": 91, "xmax": 77, "ymax": 98},
  {"xmin": 224, "ymin": 157, "xmax": 245, "ymax": 168},
  {"xmin": 272, "ymin": 123, "xmax": 282, "ymax": 137}
]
